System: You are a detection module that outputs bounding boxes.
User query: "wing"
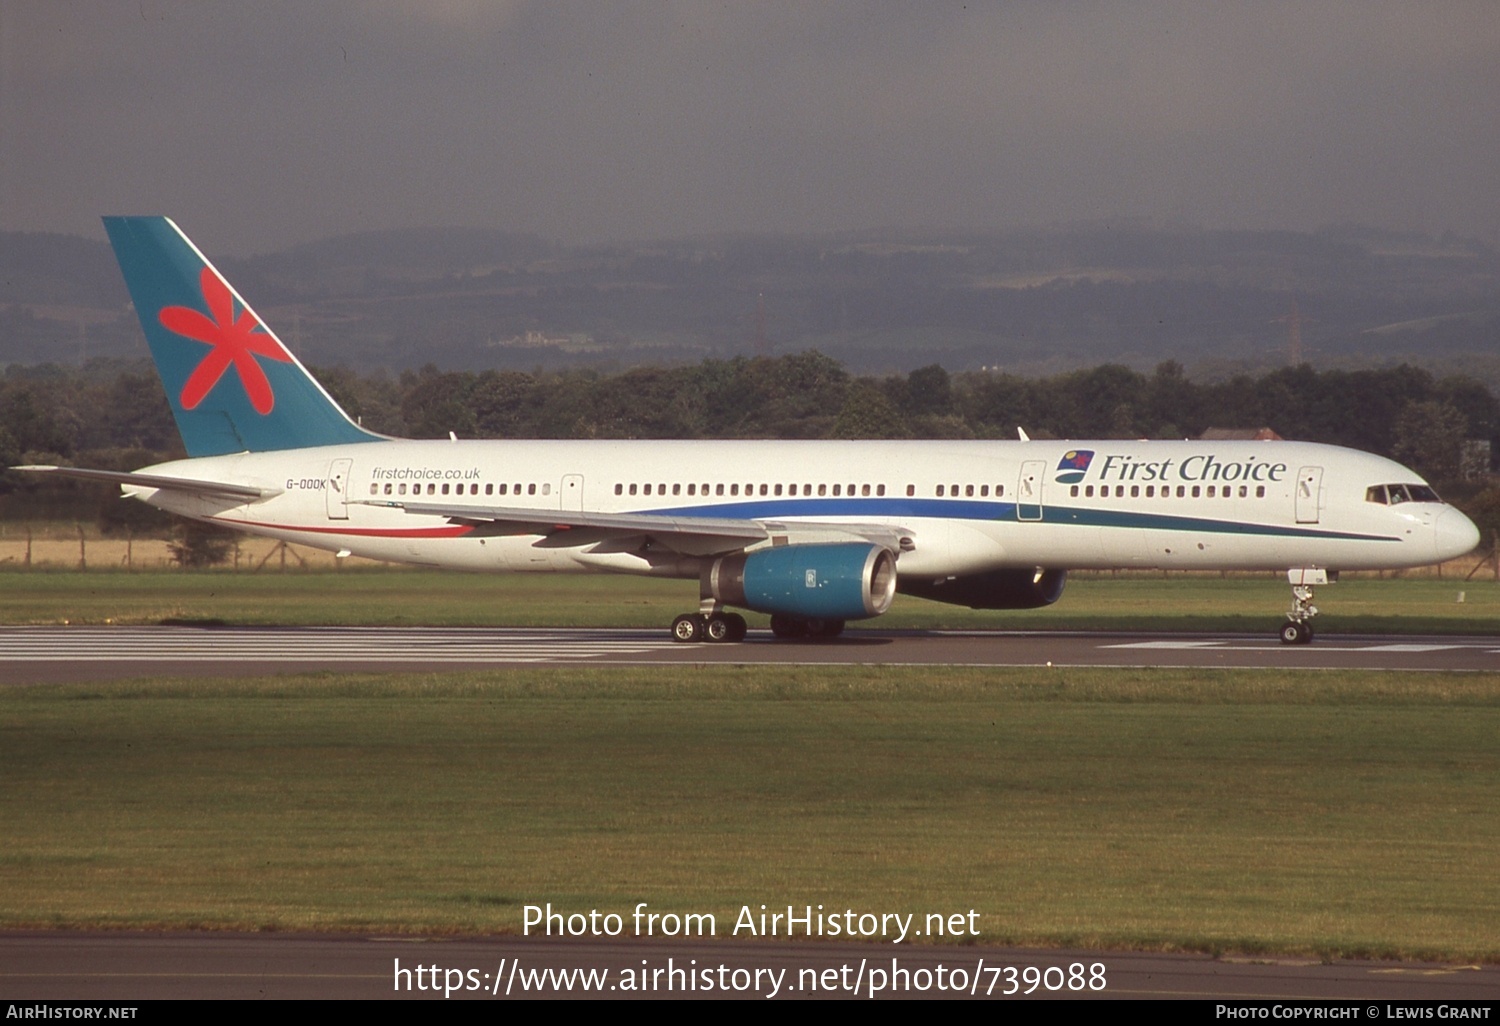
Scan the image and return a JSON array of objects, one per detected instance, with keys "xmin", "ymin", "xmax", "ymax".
[
  {"xmin": 10, "ymin": 465, "xmax": 277, "ymax": 501},
  {"xmin": 363, "ymin": 499, "xmax": 914, "ymax": 557}
]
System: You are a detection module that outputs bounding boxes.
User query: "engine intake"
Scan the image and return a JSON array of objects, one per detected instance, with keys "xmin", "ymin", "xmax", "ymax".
[{"xmin": 708, "ymin": 543, "xmax": 897, "ymax": 620}]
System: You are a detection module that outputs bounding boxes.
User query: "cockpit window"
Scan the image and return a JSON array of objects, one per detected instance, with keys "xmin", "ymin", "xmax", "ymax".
[{"xmin": 1366, "ymin": 483, "xmax": 1442, "ymax": 505}]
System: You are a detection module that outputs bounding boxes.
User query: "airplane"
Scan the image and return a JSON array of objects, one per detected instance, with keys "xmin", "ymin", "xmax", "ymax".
[{"xmin": 14, "ymin": 217, "xmax": 1483, "ymax": 645}]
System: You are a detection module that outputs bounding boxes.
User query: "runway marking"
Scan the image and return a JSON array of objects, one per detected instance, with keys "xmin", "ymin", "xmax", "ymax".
[
  {"xmin": 0, "ymin": 626, "xmax": 680, "ymax": 664},
  {"xmin": 1103, "ymin": 639, "xmax": 1486, "ymax": 653}
]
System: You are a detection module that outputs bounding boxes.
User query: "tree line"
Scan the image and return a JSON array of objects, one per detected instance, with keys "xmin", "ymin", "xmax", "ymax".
[{"xmin": 3, "ymin": 353, "xmax": 1497, "ymax": 538}]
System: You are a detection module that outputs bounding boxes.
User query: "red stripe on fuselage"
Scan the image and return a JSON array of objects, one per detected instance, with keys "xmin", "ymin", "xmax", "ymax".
[{"xmin": 219, "ymin": 518, "xmax": 476, "ymax": 539}]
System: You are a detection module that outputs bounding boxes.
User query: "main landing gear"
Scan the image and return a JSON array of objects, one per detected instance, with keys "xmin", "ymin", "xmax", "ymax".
[
  {"xmin": 671, "ymin": 610, "xmax": 748, "ymax": 643},
  {"xmin": 667, "ymin": 606, "xmax": 848, "ymax": 643},
  {"xmin": 769, "ymin": 615, "xmax": 845, "ymax": 639},
  {"xmin": 1279, "ymin": 568, "xmax": 1331, "ymax": 645}
]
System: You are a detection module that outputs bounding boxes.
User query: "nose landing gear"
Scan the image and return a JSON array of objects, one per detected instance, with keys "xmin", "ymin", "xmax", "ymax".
[{"xmin": 1280, "ymin": 568, "xmax": 1331, "ymax": 644}]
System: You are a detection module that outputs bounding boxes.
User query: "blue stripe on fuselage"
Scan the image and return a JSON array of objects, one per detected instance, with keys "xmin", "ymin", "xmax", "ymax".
[{"xmin": 638, "ymin": 497, "xmax": 1398, "ymax": 543}]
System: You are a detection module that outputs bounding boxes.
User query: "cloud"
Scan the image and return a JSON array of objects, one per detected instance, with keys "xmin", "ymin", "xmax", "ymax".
[{"xmin": 2, "ymin": 1, "xmax": 1496, "ymax": 250}]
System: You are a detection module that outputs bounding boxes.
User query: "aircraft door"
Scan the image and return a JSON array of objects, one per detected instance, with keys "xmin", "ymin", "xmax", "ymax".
[
  {"xmin": 326, "ymin": 458, "xmax": 353, "ymax": 520},
  {"xmin": 1017, "ymin": 460, "xmax": 1045, "ymax": 521},
  {"xmin": 562, "ymin": 474, "xmax": 584, "ymax": 512},
  {"xmin": 1295, "ymin": 466, "xmax": 1323, "ymax": 524}
]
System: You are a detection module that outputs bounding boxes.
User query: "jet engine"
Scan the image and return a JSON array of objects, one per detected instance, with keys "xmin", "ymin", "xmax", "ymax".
[{"xmin": 706, "ymin": 542, "xmax": 897, "ymax": 620}]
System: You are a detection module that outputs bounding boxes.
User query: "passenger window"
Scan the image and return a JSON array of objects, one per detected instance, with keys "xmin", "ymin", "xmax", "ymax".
[
  {"xmin": 1130, "ymin": 485, "xmax": 1139, "ymax": 498},
  {"xmin": 369, "ymin": 483, "xmax": 378, "ymax": 495},
  {"xmin": 1115, "ymin": 485, "xmax": 1125, "ymax": 498},
  {"xmin": 542, "ymin": 483, "xmax": 550, "ymax": 495},
  {"xmin": 759, "ymin": 484, "xmax": 768, "ymax": 496},
  {"xmin": 1207, "ymin": 485, "xmax": 1215, "ymax": 498},
  {"xmin": 716, "ymin": 484, "xmax": 725, "ymax": 496},
  {"xmin": 443, "ymin": 483, "xmax": 451, "ymax": 495},
  {"xmin": 996, "ymin": 484, "xmax": 1004, "ymax": 497},
  {"xmin": 730, "ymin": 484, "xmax": 739, "ymax": 496},
  {"xmin": 1256, "ymin": 486, "xmax": 1265, "ymax": 498},
  {"xmin": 398, "ymin": 483, "xmax": 406, "ymax": 495},
  {"xmin": 384, "ymin": 483, "xmax": 392, "ymax": 495},
  {"xmin": 847, "ymin": 484, "xmax": 855, "ymax": 495},
  {"xmin": 817, "ymin": 484, "xmax": 827, "ymax": 497},
  {"xmin": 1177, "ymin": 485, "xmax": 1186, "ymax": 498},
  {"xmin": 936, "ymin": 485, "xmax": 945, "ymax": 497},
  {"xmin": 774, "ymin": 484, "xmax": 782, "ymax": 496},
  {"xmin": 1145, "ymin": 485, "xmax": 1154, "ymax": 498},
  {"xmin": 673, "ymin": 483, "xmax": 681, "ymax": 496},
  {"xmin": 1070, "ymin": 485, "xmax": 1079, "ymax": 497},
  {"xmin": 1191, "ymin": 486, "xmax": 1200, "ymax": 498},
  {"xmin": 876, "ymin": 484, "xmax": 885, "ymax": 497},
  {"xmin": 906, "ymin": 485, "xmax": 915, "ymax": 497},
  {"xmin": 1085, "ymin": 485, "xmax": 1094, "ymax": 498},
  {"xmin": 428, "ymin": 483, "xmax": 437, "ymax": 495},
  {"xmin": 803, "ymin": 484, "xmax": 812, "ymax": 496},
  {"xmin": 832, "ymin": 484, "xmax": 841, "ymax": 497},
  {"xmin": 965, "ymin": 484, "xmax": 974, "ymax": 497},
  {"xmin": 981, "ymin": 485, "xmax": 990, "ymax": 497},
  {"xmin": 485, "ymin": 483, "xmax": 493, "ymax": 495},
  {"xmin": 688, "ymin": 483, "xmax": 696, "ymax": 496},
  {"xmin": 629, "ymin": 484, "xmax": 638, "ymax": 496}
]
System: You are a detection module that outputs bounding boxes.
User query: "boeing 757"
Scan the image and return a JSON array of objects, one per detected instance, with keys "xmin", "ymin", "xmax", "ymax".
[{"xmin": 15, "ymin": 218, "xmax": 1482, "ymax": 644}]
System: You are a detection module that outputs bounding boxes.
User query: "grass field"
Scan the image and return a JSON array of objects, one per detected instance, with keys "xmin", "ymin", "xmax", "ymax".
[
  {"xmin": 3, "ymin": 668, "xmax": 1498, "ymax": 960},
  {"xmin": 1, "ymin": 566, "xmax": 1496, "ymax": 635}
]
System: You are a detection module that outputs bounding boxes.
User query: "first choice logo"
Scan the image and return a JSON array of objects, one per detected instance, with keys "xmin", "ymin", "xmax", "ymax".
[{"xmin": 1094, "ymin": 453, "xmax": 1289, "ymax": 484}]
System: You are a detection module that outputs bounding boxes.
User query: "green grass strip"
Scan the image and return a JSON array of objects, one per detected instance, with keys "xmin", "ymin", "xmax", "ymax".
[
  {"xmin": 2, "ymin": 569, "xmax": 1497, "ymax": 635},
  {"xmin": 3, "ymin": 666, "xmax": 1497, "ymax": 961}
]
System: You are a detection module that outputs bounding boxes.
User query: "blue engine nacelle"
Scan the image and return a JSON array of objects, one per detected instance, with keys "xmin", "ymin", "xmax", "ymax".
[
  {"xmin": 897, "ymin": 567, "xmax": 1066, "ymax": 610},
  {"xmin": 707, "ymin": 543, "xmax": 898, "ymax": 621}
]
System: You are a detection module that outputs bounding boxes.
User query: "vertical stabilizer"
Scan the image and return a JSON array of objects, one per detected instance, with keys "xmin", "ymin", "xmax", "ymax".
[{"xmin": 102, "ymin": 216, "xmax": 384, "ymax": 456}]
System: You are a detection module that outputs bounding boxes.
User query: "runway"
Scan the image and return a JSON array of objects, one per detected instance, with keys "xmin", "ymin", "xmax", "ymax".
[{"xmin": 2, "ymin": 624, "xmax": 1497, "ymax": 682}]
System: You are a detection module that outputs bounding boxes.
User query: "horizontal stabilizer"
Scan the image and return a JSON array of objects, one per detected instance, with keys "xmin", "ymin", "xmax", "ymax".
[{"xmin": 11, "ymin": 465, "xmax": 277, "ymax": 501}]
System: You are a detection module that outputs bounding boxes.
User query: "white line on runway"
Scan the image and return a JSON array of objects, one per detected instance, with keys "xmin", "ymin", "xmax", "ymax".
[{"xmin": 0, "ymin": 626, "xmax": 680, "ymax": 663}]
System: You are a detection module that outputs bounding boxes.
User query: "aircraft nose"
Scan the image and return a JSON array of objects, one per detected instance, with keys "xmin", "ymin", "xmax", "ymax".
[{"xmin": 1434, "ymin": 507, "xmax": 1481, "ymax": 561}]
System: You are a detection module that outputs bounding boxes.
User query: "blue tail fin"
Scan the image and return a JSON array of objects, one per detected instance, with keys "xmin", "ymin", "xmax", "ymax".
[{"xmin": 103, "ymin": 216, "xmax": 385, "ymax": 457}]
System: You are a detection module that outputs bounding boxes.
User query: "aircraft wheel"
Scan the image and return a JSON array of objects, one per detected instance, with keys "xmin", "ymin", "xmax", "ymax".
[
  {"xmin": 704, "ymin": 613, "xmax": 733, "ymax": 643},
  {"xmin": 770, "ymin": 614, "xmax": 807, "ymax": 639},
  {"xmin": 724, "ymin": 613, "xmax": 748, "ymax": 642},
  {"xmin": 817, "ymin": 619, "xmax": 846, "ymax": 638},
  {"xmin": 1279, "ymin": 620, "xmax": 1311, "ymax": 645},
  {"xmin": 672, "ymin": 614, "xmax": 705, "ymax": 643}
]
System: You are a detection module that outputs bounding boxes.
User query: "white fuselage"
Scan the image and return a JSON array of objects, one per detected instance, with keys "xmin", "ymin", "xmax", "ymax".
[{"xmin": 127, "ymin": 437, "xmax": 1476, "ymax": 579}]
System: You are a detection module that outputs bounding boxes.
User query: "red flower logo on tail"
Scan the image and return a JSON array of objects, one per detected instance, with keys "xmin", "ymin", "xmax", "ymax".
[{"xmin": 158, "ymin": 268, "xmax": 292, "ymax": 414}]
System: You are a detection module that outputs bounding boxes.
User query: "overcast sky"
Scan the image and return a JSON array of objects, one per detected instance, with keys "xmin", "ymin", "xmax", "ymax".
[{"xmin": 2, "ymin": 1, "xmax": 1497, "ymax": 254}]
